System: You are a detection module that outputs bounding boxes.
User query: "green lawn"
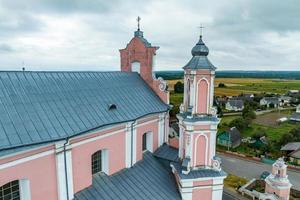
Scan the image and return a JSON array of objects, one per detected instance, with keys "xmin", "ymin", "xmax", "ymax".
[{"xmin": 220, "ymin": 115, "xmax": 299, "ymax": 141}]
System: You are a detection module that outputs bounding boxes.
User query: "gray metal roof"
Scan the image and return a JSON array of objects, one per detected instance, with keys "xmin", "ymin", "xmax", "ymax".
[
  {"xmin": 0, "ymin": 71, "xmax": 168, "ymax": 151},
  {"xmin": 228, "ymin": 127, "xmax": 241, "ymax": 143},
  {"xmin": 134, "ymin": 30, "xmax": 152, "ymax": 47},
  {"xmin": 171, "ymin": 161, "xmax": 226, "ymax": 180},
  {"xmin": 290, "ymin": 112, "xmax": 300, "ymax": 121},
  {"xmin": 227, "ymin": 99, "xmax": 244, "ymax": 109},
  {"xmin": 262, "ymin": 97, "xmax": 279, "ymax": 104},
  {"xmin": 183, "ymin": 36, "xmax": 216, "ymax": 70},
  {"xmin": 281, "ymin": 142, "xmax": 300, "ymax": 151},
  {"xmin": 74, "ymin": 152, "xmax": 181, "ymax": 200},
  {"xmin": 154, "ymin": 143, "xmax": 180, "ymax": 162}
]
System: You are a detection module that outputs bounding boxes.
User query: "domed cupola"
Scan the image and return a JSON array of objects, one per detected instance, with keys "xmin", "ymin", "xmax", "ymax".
[
  {"xmin": 191, "ymin": 35, "xmax": 209, "ymax": 56},
  {"xmin": 183, "ymin": 35, "xmax": 216, "ymax": 70}
]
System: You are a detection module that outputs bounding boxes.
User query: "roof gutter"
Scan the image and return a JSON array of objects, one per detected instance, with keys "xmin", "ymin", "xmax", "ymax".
[
  {"xmin": 0, "ymin": 109, "xmax": 169, "ymax": 152},
  {"xmin": 63, "ymin": 138, "xmax": 70, "ymax": 200}
]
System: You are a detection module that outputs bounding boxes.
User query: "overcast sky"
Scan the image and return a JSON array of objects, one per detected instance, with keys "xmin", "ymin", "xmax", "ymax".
[{"xmin": 0, "ymin": 0, "xmax": 299, "ymax": 71}]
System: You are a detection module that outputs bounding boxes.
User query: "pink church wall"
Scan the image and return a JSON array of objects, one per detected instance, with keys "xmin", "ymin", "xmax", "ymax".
[
  {"xmin": 119, "ymin": 35, "xmax": 169, "ymax": 104},
  {"xmin": 0, "ymin": 145, "xmax": 54, "ymax": 165},
  {"xmin": 197, "ymin": 79, "xmax": 208, "ymax": 114},
  {"xmin": 195, "ymin": 135, "xmax": 207, "ymax": 166},
  {"xmin": 0, "ymin": 153, "xmax": 58, "ymax": 200},
  {"xmin": 71, "ymin": 130, "xmax": 126, "ymax": 193},
  {"xmin": 136, "ymin": 118, "xmax": 159, "ymax": 162},
  {"xmin": 265, "ymin": 184, "xmax": 290, "ymax": 200},
  {"xmin": 193, "ymin": 180, "xmax": 213, "ymax": 187},
  {"xmin": 192, "ymin": 133, "xmax": 211, "ymax": 167},
  {"xmin": 169, "ymin": 137, "xmax": 179, "ymax": 149},
  {"xmin": 192, "ymin": 187, "xmax": 212, "ymax": 200}
]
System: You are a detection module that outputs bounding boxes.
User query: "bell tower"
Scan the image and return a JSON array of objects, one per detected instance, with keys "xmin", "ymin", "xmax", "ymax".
[
  {"xmin": 119, "ymin": 17, "xmax": 169, "ymax": 104},
  {"xmin": 171, "ymin": 31, "xmax": 226, "ymax": 200},
  {"xmin": 265, "ymin": 158, "xmax": 292, "ymax": 200}
]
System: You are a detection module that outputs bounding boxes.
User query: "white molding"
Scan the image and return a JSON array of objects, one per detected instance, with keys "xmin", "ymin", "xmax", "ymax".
[
  {"xmin": 71, "ymin": 129, "xmax": 125, "ymax": 148},
  {"xmin": 0, "ymin": 143, "xmax": 53, "ymax": 160},
  {"xmin": 158, "ymin": 113, "xmax": 165, "ymax": 147},
  {"xmin": 125, "ymin": 123, "xmax": 132, "ymax": 168},
  {"xmin": 132, "ymin": 124, "xmax": 137, "ymax": 165},
  {"xmin": 101, "ymin": 149, "xmax": 109, "ymax": 174},
  {"xmin": 193, "ymin": 134, "xmax": 208, "ymax": 167},
  {"xmin": 20, "ymin": 179, "xmax": 31, "ymax": 200},
  {"xmin": 146, "ymin": 132, "xmax": 154, "ymax": 152},
  {"xmin": 0, "ymin": 150, "xmax": 54, "ymax": 170},
  {"xmin": 56, "ymin": 150, "xmax": 74, "ymax": 200}
]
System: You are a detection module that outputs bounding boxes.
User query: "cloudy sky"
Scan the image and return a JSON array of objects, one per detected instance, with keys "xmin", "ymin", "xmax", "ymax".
[{"xmin": 0, "ymin": 0, "xmax": 299, "ymax": 71}]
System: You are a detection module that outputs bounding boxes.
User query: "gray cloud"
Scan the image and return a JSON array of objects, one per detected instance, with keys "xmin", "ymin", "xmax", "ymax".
[
  {"xmin": 0, "ymin": 0, "xmax": 299, "ymax": 71},
  {"xmin": 0, "ymin": 44, "xmax": 13, "ymax": 52}
]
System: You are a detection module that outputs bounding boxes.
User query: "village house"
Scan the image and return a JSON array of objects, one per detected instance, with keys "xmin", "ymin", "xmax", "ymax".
[
  {"xmin": 279, "ymin": 95, "xmax": 292, "ymax": 106},
  {"xmin": 260, "ymin": 97, "xmax": 280, "ymax": 108},
  {"xmin": 217, "ymin": 127, "xmax": 241, "ymax": 148},
  {"xmin": 225, "ymin": 99, "xmax": 244, "ymax": 111},
  {"xmin": 281, "ymin": 142, "xmax": 300, "ymax": 165},
  {"xmin": 290, "ymin": 104, "xmax": 300, "ymax": 122},
  {"xmin": 0, "ymin": 22, "xmax": 226, "ymax": 200}
]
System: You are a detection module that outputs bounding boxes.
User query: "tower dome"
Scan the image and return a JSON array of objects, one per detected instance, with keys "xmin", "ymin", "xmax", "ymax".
[
  {"xmin": 183, "ymin": 35, "xmax": 216, "ymax": 70},
  {"xmin": 191, "ymin": 35, "xmax": 209, "ymax": 56}
]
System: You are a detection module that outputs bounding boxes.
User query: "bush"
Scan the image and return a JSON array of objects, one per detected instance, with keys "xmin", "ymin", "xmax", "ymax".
[
  {"xmin": 278, "ymin": 128, "xmax": 300, "ymax": 146},
  {"xmin": 229, "ymin": 117, "xmax": 249, "ymax": 130},
  {"xmin": 174, "ymin": 81, "xmax": 184, "ymax": 93},
  {"xmin": 218, "ymin": 83, "xmax": 226, "ymax": 88}
]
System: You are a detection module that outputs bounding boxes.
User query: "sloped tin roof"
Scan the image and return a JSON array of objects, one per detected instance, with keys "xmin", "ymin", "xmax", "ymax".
[
  {"xmin": 74, "ymin": 152, "xmax": 181, "ymax": 200},
  {"xmin": 0, "ymin": 71, "xmax": 168, "ymax": 151}
]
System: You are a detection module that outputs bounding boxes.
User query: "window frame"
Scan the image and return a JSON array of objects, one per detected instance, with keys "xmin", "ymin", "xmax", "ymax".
[
  {"xmin": 0, "ymin": 180, "xmax": 20, "ymax": 200},
  {"xmin": 91, "ymin": 149, "xmax": 109, "ymax": 175}
]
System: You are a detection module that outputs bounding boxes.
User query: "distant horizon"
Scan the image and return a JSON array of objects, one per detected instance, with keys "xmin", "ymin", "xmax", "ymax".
[{"xmin": 1, "ymin": 0, "xmax": 300, "ymax": 71}]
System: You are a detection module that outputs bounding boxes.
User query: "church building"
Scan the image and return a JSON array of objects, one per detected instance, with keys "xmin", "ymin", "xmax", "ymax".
[{"xmin": 0, "ymin": 20, "xmax": 227, "ymax": 200}]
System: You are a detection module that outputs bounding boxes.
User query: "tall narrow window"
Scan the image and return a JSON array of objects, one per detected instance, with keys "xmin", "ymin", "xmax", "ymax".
[
  {"xmin": 142, "ymin": 133, "xmax": 147, "ymax": 151},
  {"xmin": 91, "ymin": 149, "xmax": 109, "ymax": 175},
  {"xmin": 0, "ymin": 180, "xmax": 20, "ymax": 200},
  {"xmin": 142, "ymin": 132, "xmax": 153, "ymax": 153},
  {"xmin": 92, "ymin": 151, "xmax": 102, "ymax": 174}
]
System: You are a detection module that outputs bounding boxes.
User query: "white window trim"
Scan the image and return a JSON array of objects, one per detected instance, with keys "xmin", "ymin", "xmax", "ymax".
[
  {"xmin": 146, "ymin": 132, "xmax": 153, "ymax": 152},
  {"xmin": 101, "ymin": 149, "xmax": 109, "ymax": 174},
  {"xmin": 19, "ymin": 179, "xmax": 31, "ymax": 200}
]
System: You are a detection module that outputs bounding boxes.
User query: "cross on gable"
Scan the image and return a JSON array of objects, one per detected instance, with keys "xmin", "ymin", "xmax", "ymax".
[{"xmin": 137, "ymin": 16, "xmax": 141, "ymax": 31}]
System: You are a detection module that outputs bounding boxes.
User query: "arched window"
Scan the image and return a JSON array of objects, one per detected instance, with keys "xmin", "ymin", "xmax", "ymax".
[
  {"xmin": 0, "ymin": 180, "xmax": 20, "ymax": 200},
  {"xmin": 91, "ymin": 149, "xmax": 109, "ymax": 175},
  {"xmin": 131, "ymin": 62, "xmax": 141, "ymax": 74},
  {"xmin": 142, "ymin": 132, "xmax": 153, "ymax": 152}
]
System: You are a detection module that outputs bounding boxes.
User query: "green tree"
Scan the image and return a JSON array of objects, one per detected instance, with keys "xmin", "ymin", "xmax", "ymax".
[
  {"xmin": 218, "ymin": 83, "xmax": 226, "ymax": 88},
  {"xmin": 174, "ymin": 81, "xmax": 184, "ymax": 93},
  {"xmin": 229, "ymin": 117, "xmax": 249, "ymax": 131},
  {"xmin": 242, "ymin": 104, "xmax": 256, "ymax": 120}
]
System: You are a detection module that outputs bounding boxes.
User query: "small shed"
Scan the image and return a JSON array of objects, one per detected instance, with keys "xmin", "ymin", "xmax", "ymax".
[
  {"xmin": 217, "ymin": 127, "xmax": 241, "ymax": 148},
  {"xmin": 281, "ymin": 142, "xmax": 300, "ymax": 165}
]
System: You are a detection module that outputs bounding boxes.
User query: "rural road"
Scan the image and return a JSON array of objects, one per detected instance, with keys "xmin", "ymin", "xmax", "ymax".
[{"xmin": 218, "ymin": 153, "xmax": 300, "ymax": 191}]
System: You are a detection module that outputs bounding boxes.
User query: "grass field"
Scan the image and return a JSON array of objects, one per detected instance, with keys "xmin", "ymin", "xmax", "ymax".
[
  {"xmin": 219, "ymin": 111, "xmax": 300, "ymax": 141},
  {"xmin": 168, "ymin": 78, "xmax": 300, "ymax": 96}
]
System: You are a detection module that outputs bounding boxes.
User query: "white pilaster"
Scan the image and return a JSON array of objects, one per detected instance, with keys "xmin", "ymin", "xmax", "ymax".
[
  {"xmin": 178, "ymin": 123, "xmax": 184, "ymax": 159},
  {"xmin": 158, "ymin": 113, "xmax": 165, "ymax": 147},
  {"xmin": 125, "ymin": 123, "xmax": 132, "ymax": 168},
  {"xmin": 132, "ymin": 123, "xmax": 137, "ymax": 165},
  {"xmin": 55, "ymin": 142, "xmax": 74, "ymax": 200},
  {"xmin": 19, "ymin": 179, "xmax": 31, "ymax": 200}
]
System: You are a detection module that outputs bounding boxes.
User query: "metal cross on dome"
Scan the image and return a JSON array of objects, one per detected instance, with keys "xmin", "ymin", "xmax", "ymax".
[
  {"xmin": 198, "ymin": 25, "xmax": 204, "ymax": 37},
  {"xmin": 137, "ymin": 16, "xmax": 141, "ymax": 31}
]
